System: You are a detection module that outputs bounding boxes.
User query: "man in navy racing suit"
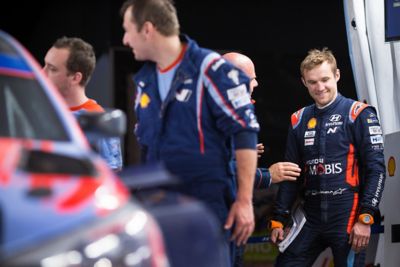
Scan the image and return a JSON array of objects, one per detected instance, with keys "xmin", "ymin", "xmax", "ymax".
[
  {"xmin": 270, "ymin": 48, "xmax": 386, "ymax": 267},
  {"xmin": 121, "ymin": 1, "xmax": 259, "ymax": 265}
]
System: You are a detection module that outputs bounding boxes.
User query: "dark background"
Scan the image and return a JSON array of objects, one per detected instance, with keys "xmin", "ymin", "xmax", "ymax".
[{"xmin": 1, "ymin": 0, "xmax": 357, "ymax": 167}]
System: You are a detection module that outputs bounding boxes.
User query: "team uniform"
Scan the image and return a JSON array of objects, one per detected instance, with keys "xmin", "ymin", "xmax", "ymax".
[
  {"xmin": 70, "ymin": 99, "xmax": 123, "ymax": 171},
  {"xmin": 133, "ymin": 34, "xmax": 259, "ymax": 226},
  {"xmin": 272, "ymin": 94, "xmax": 385, "ymax": 266}
]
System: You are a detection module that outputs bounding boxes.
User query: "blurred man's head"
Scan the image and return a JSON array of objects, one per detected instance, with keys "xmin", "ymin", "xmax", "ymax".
[
  {"xmin": 43, "ymin": 37, "xmax": 96, "ymax": 96},
  {"xmin": 223, "ymin": 52, "xmax": 258, "ymax": 95},
  {"xmin": 121, "ymin": 0, "xmax": 180, "ymax": 62}
]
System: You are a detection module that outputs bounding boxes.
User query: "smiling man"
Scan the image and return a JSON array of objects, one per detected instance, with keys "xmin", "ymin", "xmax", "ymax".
[{"xmin": 270, "ymin": 48, "xmax": 386, "ymax": 267}]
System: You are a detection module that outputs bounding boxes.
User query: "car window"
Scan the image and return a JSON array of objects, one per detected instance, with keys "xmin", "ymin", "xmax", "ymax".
[{"xmin": 0, "ymin": 74, "xmax": 69, "ymax": 141}]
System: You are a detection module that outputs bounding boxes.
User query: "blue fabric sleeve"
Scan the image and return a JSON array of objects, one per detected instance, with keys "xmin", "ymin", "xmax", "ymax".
[
  {"xmin": 254, "ymin": 168, "xmax": 271, "ymax": 189},
  {"xmin": 233, "ymin": 131, "xmax": 257, "ymax": 149},
  {"xmin": 97, "ymin": 137, "xmax": 123, "ymax": 171}
]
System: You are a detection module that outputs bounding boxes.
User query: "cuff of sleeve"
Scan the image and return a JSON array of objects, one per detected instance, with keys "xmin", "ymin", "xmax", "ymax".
[
  {"xmin": 269, "ymin": 220, "xmax": 283, "ymax": 230},
  {"xmin": 265, "ymin": 169, "xmax": 272, "ymax": 187},
  {"xmin": 233, "ymin": 131, "xmax": 257, "ymax": 149},
  {"xmin": 359, "ymin": 207, "xmax": 376, "ymax": 217},
  {"xmin": 254, "ymin": 168, "xmax": 271, "ymax": 189}
]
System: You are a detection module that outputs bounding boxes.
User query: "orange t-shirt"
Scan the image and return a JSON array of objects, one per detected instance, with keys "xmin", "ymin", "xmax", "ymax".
[{"xmin": 69, "ymin": 99, "xmax": 104, "ymax": 112}]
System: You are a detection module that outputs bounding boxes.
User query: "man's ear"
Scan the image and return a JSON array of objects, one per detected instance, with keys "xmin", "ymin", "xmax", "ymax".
[
  {"xmin": 335, "ymin": 68, "xmax": 341, "ymax": 82},
  {"xmin": 72, "ymin": 72, "xmax": 83, "ymax": 85},
  {"xmin": 301, "ymin": 77, "xmax": 307, "ymax": 87},
  {"xmin": 142, "ymin": 21, "xmax": 154, "ymax": 37}
]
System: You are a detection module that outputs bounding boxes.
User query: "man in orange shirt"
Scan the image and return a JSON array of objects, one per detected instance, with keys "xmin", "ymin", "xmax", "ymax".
[{"xmin": 43, "ymin": 37, "xmax": 122, "ymax": 171}]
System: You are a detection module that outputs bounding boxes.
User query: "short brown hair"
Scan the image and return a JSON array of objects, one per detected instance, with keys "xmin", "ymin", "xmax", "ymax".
[
  {"xmin": 300, "ymin": 47, "xmax": 337, "ymax": 77},
  {"xmin": 120, "ymin": 0, "xmax": 180, "ymax": 36},
  {"xmin": 53, "ymin": 37, "xmax": 96, "ymax": 86}
]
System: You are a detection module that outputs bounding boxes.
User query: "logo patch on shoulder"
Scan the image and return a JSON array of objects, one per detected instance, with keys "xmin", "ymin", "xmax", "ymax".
[
  {"xmin": 227, "ymin": 69, "xmax": 240, "ymax": 85},
  {"xmin": 350, "ymin": 101, "xmax": 368, "ymax": 121}
]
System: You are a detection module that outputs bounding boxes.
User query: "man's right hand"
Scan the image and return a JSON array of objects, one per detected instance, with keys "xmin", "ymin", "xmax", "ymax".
[
  {"xmin": 270, "ymin": 227, "xmax": 285, "ymax": 244},
  {"xmin": 256, "ymin": 143, "xmax": 264, "ymax": 158},
  {"xmin": 269, "ymin": 162, "xmax": 301, "ymax": 183}
]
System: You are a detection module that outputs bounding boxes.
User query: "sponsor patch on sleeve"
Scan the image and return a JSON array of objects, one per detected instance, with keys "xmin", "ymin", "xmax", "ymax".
[
  {"xmin": 370, "ymin": 135, "xmax": 383, "ymax": 144},
  {"xmin": 227, "ymin": 84, "xmax": 251, "ymax": 109},
  {"xmin": 366, "ymin": 112, "xmax": 379, "ymax": 123},
  {"xmin": 245, "ymin": 109, "xmax": 260, "ymax": 129},
  {"xmin": 367, "ymin": 118, "xmax": 379, "ymax": 124},
  {"xmin": 369, "ymin": 126, "xmax": 382, "ymax": 135},
  {"xmin": 231, "ymin": 97, "xmax": 251, "ymax": 109}
]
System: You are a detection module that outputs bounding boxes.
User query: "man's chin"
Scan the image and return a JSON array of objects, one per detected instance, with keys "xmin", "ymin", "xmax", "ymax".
[
  {"xmin": 315, "ymin": 97, "xmax": 330, "ymax": 107},
  {"xmin": 133, "ymin": 53, "xmax": 145, "ymax": 61}
]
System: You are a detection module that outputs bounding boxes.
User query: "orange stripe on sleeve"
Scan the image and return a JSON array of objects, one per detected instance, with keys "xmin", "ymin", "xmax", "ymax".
[
  {"xmin": 345, "ymin": 144, "xmax": 359, "ymax": 187},
  {"xmin": 347, "ymin": 192, "xmax": 359, "ymax": 234}
]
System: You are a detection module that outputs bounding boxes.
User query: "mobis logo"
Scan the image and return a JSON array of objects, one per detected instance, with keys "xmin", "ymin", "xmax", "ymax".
[{"xmin": 306, "ymin": 158, "xmax": 342, "ymax": 175}]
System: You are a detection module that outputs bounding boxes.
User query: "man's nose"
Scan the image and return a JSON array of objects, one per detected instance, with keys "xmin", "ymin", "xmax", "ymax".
[
  {"xmin": 122, "ymin": 34, "xmax": 128, "ymax": 46},
  {"xmin": 316, "ymin": 82, "xmax": 325, "ymax": 90}
]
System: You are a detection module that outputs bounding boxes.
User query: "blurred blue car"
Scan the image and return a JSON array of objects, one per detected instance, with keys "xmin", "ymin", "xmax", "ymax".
[{"xmin": 0, "ymin": 30, "xmax": 225, "ymax": 267}]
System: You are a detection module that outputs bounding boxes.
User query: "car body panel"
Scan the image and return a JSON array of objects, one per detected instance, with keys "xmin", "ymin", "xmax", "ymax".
[{"xmin": 0, "ymin": 29, "xmax": 225, "ymax": 267}]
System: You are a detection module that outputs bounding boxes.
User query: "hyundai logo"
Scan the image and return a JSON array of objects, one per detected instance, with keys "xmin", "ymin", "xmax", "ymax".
[{"xmin": 329, "ymin": 114, "xmax": 342, "ymax": 122}]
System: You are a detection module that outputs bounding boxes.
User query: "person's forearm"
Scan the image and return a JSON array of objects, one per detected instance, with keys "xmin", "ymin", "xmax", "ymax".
[{"xmin": 235, "ymin": 149, "xmax": 257, "ymax": 202}]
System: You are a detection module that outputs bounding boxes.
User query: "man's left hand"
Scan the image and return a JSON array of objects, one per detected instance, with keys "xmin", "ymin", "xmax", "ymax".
[
  {"xmin": 224, "ymin": 199, "xmax": 255, "ymax": 246},
  {"xmin": 349, "ymin": 222, "xmax": 371, "ymax": 253}
]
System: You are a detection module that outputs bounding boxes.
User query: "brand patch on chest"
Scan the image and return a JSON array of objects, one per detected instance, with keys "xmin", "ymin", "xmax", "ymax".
[
  {"xmin": 175, "ymin": 89, "xmax": 192, "ymax": 102},
  {"xmin": 304, "ymin": 138, "xmax": 314, "ymax": 146},
  {"xmin": 307, "ymin": 118, "xmax": 317, "ymax": 129},
  {"xmin": 304, "ymin": 130, "xmax": 316, "ymax": 138},
  {"xmin": 325, "ymin": 114, "xmax": 343, "ymax": 127},
  {"xmin": 140, "ymin": 93, "xmax": 151, "ymax": 108}
]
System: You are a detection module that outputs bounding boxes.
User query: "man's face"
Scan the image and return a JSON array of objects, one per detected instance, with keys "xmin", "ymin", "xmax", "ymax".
[
  {"xmin": 122, "ymin": 6, "xmax": 148, "ymax": 61},
  {"xmin": 302, "ymin": 61, "xmax": 340, "ymax": 107},
  {"xmin": 245, "ymin": 64, "xmax": 258, "ymax": 96},
  {"xmin": 43, "ymin": 47, "xmax": 73, "ymax": 96}
]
